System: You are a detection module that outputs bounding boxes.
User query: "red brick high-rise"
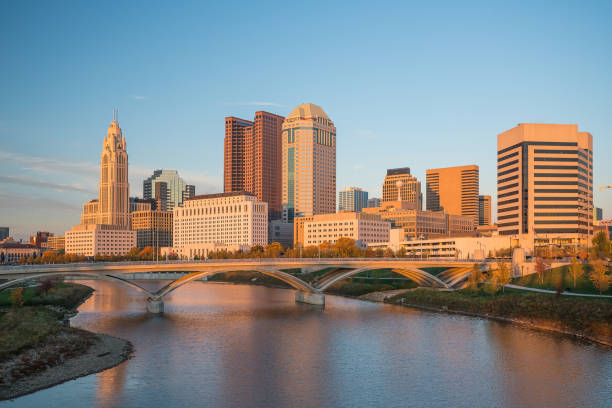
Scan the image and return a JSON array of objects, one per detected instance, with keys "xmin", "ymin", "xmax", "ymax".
[{"xmin": 224, "ymin": 111, "xmax": 284, "ymax": 220}]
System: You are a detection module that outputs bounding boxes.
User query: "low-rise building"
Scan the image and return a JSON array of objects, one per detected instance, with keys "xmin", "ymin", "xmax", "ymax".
[
  {"xmin": 65, "ymin": 224, "xmax": 136, "ymax": 257},
  {"xmin": 161, "ymin": 243, "xmax": 250, "ymax": 260},
  {"xmin": 0, "ymin": 237, "xmax": 41, "ymax": 263},
  {"xmin": 268, "ymin": 220, "xmax": 293, "ymax": 248},
  {"xmin": 47, "ymin": 236, "xmax": 65, "ymax": 251},
  {"xmin": 370, "ymin": 236, "xmax": 514, "ymax": 260},
  {"xmin": 302, "ymin": 212, "xmax": 390, "ymax": 246},
  {"xmin": 363, "ymin": 201, "xmax": 474, "ymax": 240},
  {"xmin": 131, "ymin": 210, "xmax": 173, "ymax": 248}
]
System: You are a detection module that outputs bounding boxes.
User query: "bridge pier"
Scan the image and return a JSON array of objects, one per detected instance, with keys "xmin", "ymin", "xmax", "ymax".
[
  {"xmin": 147, "ymin": 298, "xmax": 164, "ymax": 314},
  {"xmin": 295, "ymin": 291, "xmax": 325, "ymax": 306}
]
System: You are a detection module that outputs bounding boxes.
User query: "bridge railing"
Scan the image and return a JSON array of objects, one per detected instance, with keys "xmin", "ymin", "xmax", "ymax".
[{"xmin": 0, "ymin": 257, "xmax": 513, "ymax": 272}]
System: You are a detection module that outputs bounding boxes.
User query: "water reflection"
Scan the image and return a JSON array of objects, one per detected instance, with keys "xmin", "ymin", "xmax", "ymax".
[{"xmin": 8, "ymin": 280, "xmax": 612, "ymax": 408}]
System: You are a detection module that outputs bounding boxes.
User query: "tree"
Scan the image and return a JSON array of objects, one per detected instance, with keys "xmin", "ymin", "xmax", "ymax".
[
  {"xmin": 535, "ymin": 257, "xmax": 548, "ymax": 285},
  {"xmin": 10, "ymin": 288, "xmax": 24, "ymax": 308},
  {"xmin": 127, "ymin": 247, "xmax": 141, "ymax": 260},
  {"xmin": 483, "ymin": 272, "xmax": 499, "ymax": 296},
  {"xmin": 569, "ymin": 257, "xmax": 584, "ymax": 288},
  {"xmin": 467, "ymin": 263, "xmax": 483, "ymax": 292},
  {"xmin": 589, "ymin": 259, "xmax": 611, "ymax": 294},
  {"xmin": 590, "ymin": 231, "xmax": 611, "ymax": 260},
  {"xmin": 497, "ymin": 259, "xmax": 511, "ymax": 293},
  {"xmin": 264, "ymin": 242, "xmax": 283, "ymax": 258},
  {"xmin": 41, "ymin": 250, "xmax": 56, "ymax": 264},
  {"xmin": 396, "ymin": 247, "xmax": 407, "ymax": 258},
  {"xmin": 335, "ymin": 238, "xmax": 357, "ymax": 258}
]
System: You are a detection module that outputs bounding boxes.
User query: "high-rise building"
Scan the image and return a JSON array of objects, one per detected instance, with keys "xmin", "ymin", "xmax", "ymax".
[
  {"xmin": 143, "ymin": 170, "xmax": 192, "ymax": 211},
  {"xmin": 338, "ymin": 187, "xmax": 369, "ymax": 212},
  {"xmin": 183, "ymin": 184, "xmax": 195, "ymax": 202},
  {"xmin": 426, "ymin": 165, "xmax": 479, "ymax": 224},
  {"xmin": 282, "ymin": 103, "xmax": 336, "ymax": 222},
  {"xmin": 129, "ymin": 197, "xmax": 155, "ymax": 212},
  {"xmin": 594, "ymin": 207, "xmax": 603, "ymax": 226},
  {"xmin": 98, "ymin": 119, "xmax": 130, "ymax": 228},
  {"xmin": 381, "ymin": 168, "xmax": 422, "ymax": 209},
  {"xmin": 367, "ymin": 197, "xmax": 381, "ymax": 208},
  {"xmin": 0, "ymin": 227, "xmax": 8, "ymax": 241},
  {"xmin": 66, "ymin": 114, "xmax": 136, "ymax": 256},
  {"xmin": 224, "ymin": 112, "xmax": 284, "ymax": 220},
  {"xmin": 497, "ymin": 123, "xmax": 593, "ymax": 246},
  {"xmin": 154, "ymin": 181, "xmax": 168, "ymax": 212},
  {"xmin": 478, "ymin": 195, "xmax": 492, "ymax": 226}
]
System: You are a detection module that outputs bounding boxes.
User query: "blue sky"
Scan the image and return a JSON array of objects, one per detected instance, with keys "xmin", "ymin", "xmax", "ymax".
[{"xmin": 1, "ymin": 1, "xmax": 611, "ymax": 240}]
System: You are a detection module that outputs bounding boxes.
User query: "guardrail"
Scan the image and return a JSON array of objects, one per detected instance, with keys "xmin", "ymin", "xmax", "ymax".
[{"xmin": 0, "ymin": 257, "xmax": 519, "ymax": 271}]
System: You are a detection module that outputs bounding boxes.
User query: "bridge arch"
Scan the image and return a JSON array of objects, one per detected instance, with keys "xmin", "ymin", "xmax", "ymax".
[
  {"xmin": 314, "ymin": 267, "xmax": 451, "ymax": 291},
  {"xmin": 0, "ymin": 272, "xmax": 156, "ymax": 298},
  {"xmin": 156, "ymin": 268, "xmax": 318, "ymax": 299}
]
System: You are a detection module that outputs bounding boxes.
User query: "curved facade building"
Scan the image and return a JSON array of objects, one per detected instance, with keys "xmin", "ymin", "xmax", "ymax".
[{"xmin": 282, "ymin": 103, "xmax": 336, "ymax": 222}]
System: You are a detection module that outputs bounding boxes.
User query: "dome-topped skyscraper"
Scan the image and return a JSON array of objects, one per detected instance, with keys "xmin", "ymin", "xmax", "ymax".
[{"xmin": 282, "ymin": 103, "xmax": 336, "ymax": 222}]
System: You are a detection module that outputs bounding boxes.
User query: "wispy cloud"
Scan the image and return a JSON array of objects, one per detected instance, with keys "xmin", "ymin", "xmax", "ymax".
[
  {"xmin": 224, "ymin": 101, "xmax": 284, "ymax": 108},
  {"xmin": 0, "ymin": 190, "xmax": 81, "ymax": 211},
  {"xmin": 130, "ymin": 95, "xmax": 147, "ymax": 100},
  {"xmin": 353, "ymin": 163, "xmax": 364, "ymax": 170},
  {"xmin": 0, "ymin": 151, "xmax": 99, "ymax": 179},
  {"xmin": 0, "ymin": 175, "xmax": 95, "ymax": 194}
]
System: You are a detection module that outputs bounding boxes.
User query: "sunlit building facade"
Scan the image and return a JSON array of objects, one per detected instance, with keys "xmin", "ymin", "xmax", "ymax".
[
  {"xmin": 302, "ymin": 212, "xmax": 390, "ymax": 246},
  {"xmin": 338, "ymin": 187, "xmax": 368, "ymax": 212},
  {"xmin": 143, "ymin": 169, "xmax": 194, "ymax": 212},
  {"xmin": 426, "ymin": 164, "xmax": 479, "ymax": 223},
  {"xmin": 172, "ymin": 192, "xmax": 268, "ymax": 253},
  {"xmin": 66, "ymin": 114, "xmax": 136, "ymax": 256},
  {"xmin": 381, "ymin": 168, "xmax": 422, "ymax": 210},
  {"xmin": 478, "ymin": 195, "xmax": 491, "ymax": 226},
  {"xmin": 224, "ymin": 111, "xmax": 285, "ymax": 220},
  {"xmin": 282, "ymin": 103, "xmax": 336, "ymax": 222},
  {"xmin": 497, "ymin": 123, "xmax": 593, "ymax": 246}
]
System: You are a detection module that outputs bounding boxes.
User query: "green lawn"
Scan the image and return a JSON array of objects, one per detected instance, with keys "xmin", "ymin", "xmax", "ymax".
[
  {"xmin": 512, "ymin": 265, "xmax": 612, "ymax": 295},
  {"xmin": 386, "ymin": 288, "xmax": 612, "ymax": 341}
]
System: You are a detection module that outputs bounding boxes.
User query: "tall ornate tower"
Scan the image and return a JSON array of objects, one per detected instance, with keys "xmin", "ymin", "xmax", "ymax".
[{"xmin": 98, "ymin": 112, "xmax": 130, "ymax": 228}]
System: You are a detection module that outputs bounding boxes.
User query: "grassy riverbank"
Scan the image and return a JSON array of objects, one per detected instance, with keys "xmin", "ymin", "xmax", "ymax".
[
  {"xmin": 386, "ymin": 289, "xmax": 612, "ymax": 345},
  {"xmin": 512, "ymin": 266, "xmax": 612, "ymax": 295},
  {"xmin": 0, "ymin": 283, "xmax": 93, "ymax": 308},
  {"xmin": 0, "ymin": 283, "xmax": 132, "ymax": 400}
]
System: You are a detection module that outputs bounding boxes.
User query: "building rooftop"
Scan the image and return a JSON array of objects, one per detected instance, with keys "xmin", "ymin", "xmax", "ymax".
[
  {"xmin": 286, "ymin": 103, "xmax": 329, "ymax": 121},
  {"xmin": 186, "ymin": 191, "xmax": 256, "ymax": 201},
  {"xmin": 386, "ymin": 167, "xmax": 411, "ymax": 176}
]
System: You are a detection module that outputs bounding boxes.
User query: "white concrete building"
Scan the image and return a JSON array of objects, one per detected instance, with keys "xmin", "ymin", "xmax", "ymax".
[
  {"xmin": 370, "ymin": 236, "xmax": 514, "ymax": 260},
  {"xmin": 65, "ymin": 224, "xmax": 136, "ymax": 257},
  {"xmin": 172, "ymin": 192, "xmax": 268, "ymax": 256},
  {"xmin": 303, "ymin": 212, "xmax": 390, "ymax": 246}
]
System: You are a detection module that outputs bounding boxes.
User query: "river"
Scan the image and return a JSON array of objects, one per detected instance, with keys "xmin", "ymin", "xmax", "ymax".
[{"xmin": 7, "ymin": 280, "xmax": 612, "ymax": 408}]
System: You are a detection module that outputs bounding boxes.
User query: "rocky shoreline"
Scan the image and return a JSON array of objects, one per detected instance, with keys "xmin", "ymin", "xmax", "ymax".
[
  {"xmin": 0, "ymin": 287, "xmax": 133, "ymax": 401},
  {"xmin": 0, "ymin": 332, "xmax": 133, "ymax": 401}
]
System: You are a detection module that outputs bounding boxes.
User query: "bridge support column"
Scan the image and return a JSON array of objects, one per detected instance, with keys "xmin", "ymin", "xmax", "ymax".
[
  {"xmin": 147, "ymin": 298, "xmax": 164, "ymax": 314},
  {"xmin": 295, "ymin": 291, "xmax": 325, "ymax": 306}
]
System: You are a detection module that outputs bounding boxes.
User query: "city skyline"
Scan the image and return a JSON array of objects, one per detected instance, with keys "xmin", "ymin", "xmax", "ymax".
[{"xmin": 1, "ymin": 1, "xmax": 612, "ymax": 239}]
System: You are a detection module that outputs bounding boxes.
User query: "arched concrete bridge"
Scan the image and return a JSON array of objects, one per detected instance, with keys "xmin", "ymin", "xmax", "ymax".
[{"xmin": 0, "ymin": 258, "xmax": 555, "ymax": 312}]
